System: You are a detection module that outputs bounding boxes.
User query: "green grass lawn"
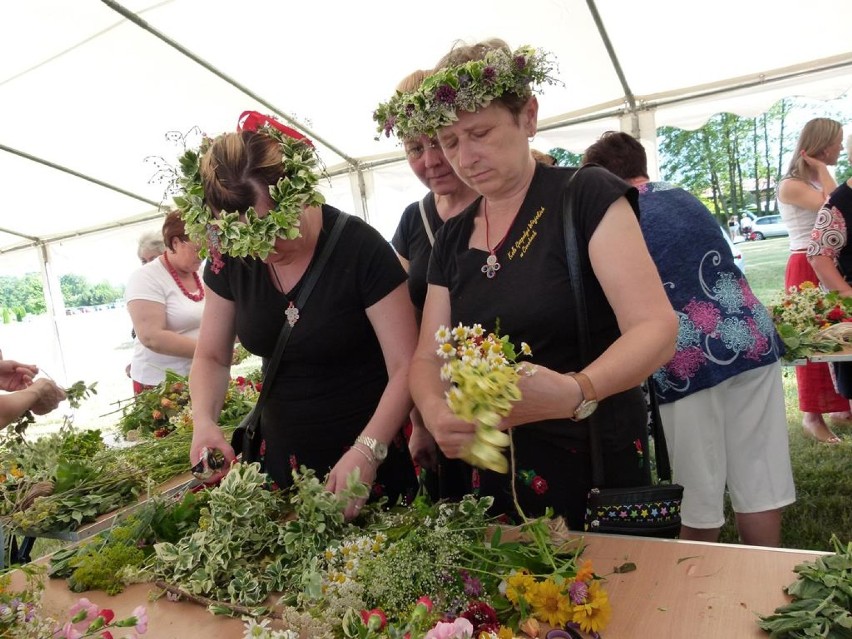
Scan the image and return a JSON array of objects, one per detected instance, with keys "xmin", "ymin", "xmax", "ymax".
[{"xmin": 717, "ymin": 237, "xmax": 852, "ymax": 550}]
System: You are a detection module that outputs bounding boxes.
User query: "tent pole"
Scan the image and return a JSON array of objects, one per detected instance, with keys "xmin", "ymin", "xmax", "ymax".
[{"xmin": 37, "ymin": 243, "xmax": 69, "ymax": 383}]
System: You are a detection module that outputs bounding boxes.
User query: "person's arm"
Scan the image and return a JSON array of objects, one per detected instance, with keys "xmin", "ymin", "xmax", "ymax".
[
  {"xmin": 0, "ymin": 378, "xmax": 66, "ymax": 428},
  {"xmin": 325, "ymin": 283, "xmax": 418, "ymax": 516},
  {"xmin": 500, "ymin": 196, "xmax": 678, "ymax": 429},
  {"xmin": 128, "ymin": 300, "xmax": 197, "ymax": 359},
  {"xmin": 808, "ymin": 187, "xmax": 852, "ymax": 295},
  {"xmin": 188, "ymin": 289, "xmax": 238, "ymax": 482},
  {"xmin": 409, "ymin": 284, "xmax": 478, "ymax": 458},
  {"xmin": 810, "ymin": 255, "xmax": 852, "ymax": 295}
]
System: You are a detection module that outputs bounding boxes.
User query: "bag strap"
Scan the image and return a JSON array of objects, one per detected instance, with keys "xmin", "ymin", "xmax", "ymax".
[
  {"xmin": 419, "ymin": 196, "xmax": 436, "ymax": 247},
  {"xmin": 246, "ymin": 211, "xmax": 350, "ymax": 439},
  {"xmin": 560, "ymin": 168, "xmax": 672, "ymax": 485}
]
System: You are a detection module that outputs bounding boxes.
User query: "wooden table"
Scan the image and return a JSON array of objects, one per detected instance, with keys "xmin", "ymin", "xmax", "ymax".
[{"xmin": 15, "ymin": 533, "xmax": 821, "ymax": 639}]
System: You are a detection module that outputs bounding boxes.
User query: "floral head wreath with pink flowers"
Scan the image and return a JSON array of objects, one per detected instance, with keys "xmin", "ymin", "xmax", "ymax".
[
  {"xmin": 173, "ymin": 111, "xmax": 325, "ymax": 271},
  {"xmin": 373, "ymin": 45, "xmax": 559, "ymax": 140}
]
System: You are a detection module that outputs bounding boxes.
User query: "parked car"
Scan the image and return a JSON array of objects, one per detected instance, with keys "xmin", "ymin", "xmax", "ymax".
[
  {"xmin": 750, "ymin": 214, "xmax": 789, "ymax": 240},
  {"xmin": 722, "ymin": 229, "xmax": 745, "ymax": 273}
]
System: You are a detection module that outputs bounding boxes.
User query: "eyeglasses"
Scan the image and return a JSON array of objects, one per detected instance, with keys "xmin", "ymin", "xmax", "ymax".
[{"xmin": 405, "ymin": 139, "xmax": 440, "ymax": 160}]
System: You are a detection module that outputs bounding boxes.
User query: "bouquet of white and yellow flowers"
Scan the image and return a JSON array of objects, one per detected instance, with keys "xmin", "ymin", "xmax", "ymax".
[{"xmin": 435, "ymin": 324, "xmax": 532, "ymax": 473}]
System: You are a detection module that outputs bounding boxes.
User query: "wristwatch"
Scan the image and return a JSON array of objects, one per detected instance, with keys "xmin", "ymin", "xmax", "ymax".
[
  {"xmin": 568, "ymin": 372, "xmax": 598, "ymax": 421},
  {"xmin": 355, "ymin": 435, "xmax": 388, "ymax": 463}
]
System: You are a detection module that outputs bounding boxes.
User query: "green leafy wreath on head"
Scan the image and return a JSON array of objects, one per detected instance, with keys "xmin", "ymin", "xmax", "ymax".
[
  {"xmin": 173, "ymin": 118, "xmax": 326, "ymax": 269},
  {"xmin": 373, "ymin": 45, "xmax": 560, "ymax": 141}
]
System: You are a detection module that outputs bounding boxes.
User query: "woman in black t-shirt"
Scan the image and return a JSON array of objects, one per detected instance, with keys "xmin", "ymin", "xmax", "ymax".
[
  {"xmin": 182, "ymin": 113, "xmax": 418, "ymax": 520},
  {"xmin": 387, "ymin": 70, "xmax": 479, "ymax": 499},
  {"xmin": 377, "ymin": 41, "xmax": 678, "ymax": 529}
]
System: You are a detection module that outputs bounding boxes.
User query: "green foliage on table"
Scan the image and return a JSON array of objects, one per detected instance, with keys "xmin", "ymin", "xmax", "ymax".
[
  {"xmin": 151, "ymin": 462, "xmax": 294, "ymax": 607},
  {"xmin": 9, "ymin": 459, "xmax": 145, "ymax": 534},
  {"xmin": 757, "ymin": 535, "xmax": 852, "ymax": 637},
  {"xmin": 48, "ymin": 490, "xmax": 210, "ymax": 595}
]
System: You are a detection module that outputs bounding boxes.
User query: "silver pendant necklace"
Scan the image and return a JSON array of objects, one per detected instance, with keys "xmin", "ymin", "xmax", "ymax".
[
  {"xmin": 268, "ymin": 264, "xmax": 300, "ymax": 327},
  {"xmin": 481, "ymin": 200, "xmax": 512, "ymax": 279}
]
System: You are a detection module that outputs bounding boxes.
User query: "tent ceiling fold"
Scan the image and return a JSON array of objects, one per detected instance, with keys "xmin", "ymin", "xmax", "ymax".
[{"xmin": 1, "ymin": 0, "xmax": 851, "ymax": 254}]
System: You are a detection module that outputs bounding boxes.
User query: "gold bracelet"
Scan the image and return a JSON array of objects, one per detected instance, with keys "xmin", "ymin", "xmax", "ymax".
[{"xmin": 350, "ymin": 443, "xmax": 376, "ymax": 465}]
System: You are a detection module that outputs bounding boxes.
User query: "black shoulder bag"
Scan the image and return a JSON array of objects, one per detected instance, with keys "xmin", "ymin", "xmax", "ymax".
[
  {"xmin": 561, "ymin": 168, "xmax": 683, "ymax": 538},
  {"xmin": 231, "ymin": 212, "xmax": 350, "ymax": 463}
]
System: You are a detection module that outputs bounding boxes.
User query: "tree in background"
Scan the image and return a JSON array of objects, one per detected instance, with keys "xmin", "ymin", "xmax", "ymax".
[
  {"xmin": 0, "ymin": 273, "xmax": 124, "ymax": 320},
  {"xmin": 658, "ymin": 97, "xmax": 847, "ymax": 228}
]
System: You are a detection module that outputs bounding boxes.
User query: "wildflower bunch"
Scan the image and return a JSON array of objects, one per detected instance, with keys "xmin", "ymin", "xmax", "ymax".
[
  {"xmin": 435, "ymin": 324, "xmax": 532, "ymax": 473},
  {"xmin": 373, "ymin": 45, "xmax": 559, "ymax": 139},
  {"xmin": 503, "ymin": 562, "xmax": 611, "ymax": 635},
  {"xmin": 770, "ymin": 282, "xmax": 852, "ymax": 360},
  {"xmin": 118, "ymin": 371, "xmax": 257, "ymax": 438},
  {"xmin": 0, "ymin": 566, "xmax": 147, "ymax": 639}
]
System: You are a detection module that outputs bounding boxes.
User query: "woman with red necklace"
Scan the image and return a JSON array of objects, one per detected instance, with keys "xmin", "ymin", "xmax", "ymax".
[{"xmin": 126, "ymin": 211, "xmax": 204, "ymax": 394}]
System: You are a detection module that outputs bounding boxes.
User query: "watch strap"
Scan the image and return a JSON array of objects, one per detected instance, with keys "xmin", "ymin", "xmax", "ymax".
[{"xmin": 568, "ymin": 371, "xmax": 596, "ymax": 403}]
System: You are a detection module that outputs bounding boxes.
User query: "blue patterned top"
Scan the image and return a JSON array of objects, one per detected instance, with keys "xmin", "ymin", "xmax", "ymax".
[{"xmin": 638, "ymin": 182, "xmax": 783, "ymax": 403}]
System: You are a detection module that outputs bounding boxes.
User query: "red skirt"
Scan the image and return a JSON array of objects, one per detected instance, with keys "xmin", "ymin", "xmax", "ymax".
[{"xmin": 785, "ymin": 253, "xmax": 849, "ymax": 413}]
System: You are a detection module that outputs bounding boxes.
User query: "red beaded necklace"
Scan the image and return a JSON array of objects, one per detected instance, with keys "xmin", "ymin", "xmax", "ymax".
[{"xmin": 162, "ymin": 252, "xmax": 204, "ymax": 302}]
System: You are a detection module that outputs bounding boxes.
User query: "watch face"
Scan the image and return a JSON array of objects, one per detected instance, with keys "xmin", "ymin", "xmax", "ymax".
[
  {"xmin": 373, "ymin": 441, "xmax": 388, "ymax": 461},
  {"xmin": 574, "ymin": 400, "xmax": 598, "ymax": 420}
]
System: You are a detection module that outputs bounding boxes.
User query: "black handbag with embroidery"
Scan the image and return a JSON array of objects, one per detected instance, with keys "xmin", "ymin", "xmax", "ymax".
[{"xmin": 561, "ymin": 167, "xmax": 684, "ymax": 538}]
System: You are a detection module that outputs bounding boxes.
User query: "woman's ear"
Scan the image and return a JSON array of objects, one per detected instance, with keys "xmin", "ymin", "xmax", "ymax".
[{"xmin": 523, "ymin": 97, "xmax": 539, "ymax": 138}]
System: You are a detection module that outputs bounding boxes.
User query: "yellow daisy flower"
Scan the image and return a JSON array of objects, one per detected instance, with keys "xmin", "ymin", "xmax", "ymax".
[
  {"xmin": 529, "ymin": 578, "xmax": 573, "ymax": 627},
  {"xmin": 505, "ymin": 571, "xmax": 537, "ymax": 606},
  {"xmin": 571, "ymin": 580, "xmax": 612, "ymax": 634}
]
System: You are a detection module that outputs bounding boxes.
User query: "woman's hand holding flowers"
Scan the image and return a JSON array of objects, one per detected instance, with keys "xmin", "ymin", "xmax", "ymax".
[
  {"xmin": 27, "ymin": 378, "xmax": 67, "ymax": 414},
  {"xmin": 433, "ymin": 324, "xmax": 532, "ymax": 473},
  {"xmin": 497, "ymin": 365, "xmax": 583, "ymax": 430}
]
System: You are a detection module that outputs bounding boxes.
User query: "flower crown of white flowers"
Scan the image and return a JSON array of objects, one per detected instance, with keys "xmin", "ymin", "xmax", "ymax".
[
  {"xmin": 373, "ymin": 45, "xmax": 559, "ymax": 140},
  {"xmin": 173, "ymin": 112, "xmax": 325, "ymax": 271}
]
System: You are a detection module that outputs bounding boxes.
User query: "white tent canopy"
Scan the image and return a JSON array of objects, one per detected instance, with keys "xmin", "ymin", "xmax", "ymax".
[{"xmin": 2, "ymin": 0, "xmax": 852, "ymax": 259}]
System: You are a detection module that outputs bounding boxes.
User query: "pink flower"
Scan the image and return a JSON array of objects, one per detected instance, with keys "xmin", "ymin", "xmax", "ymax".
[
  {"xmin": 68, "ymin": 598, "xmax": 99, "ymax": 623},
  {"xmin": 424, "ymin": 617, "xmax": 474, "ymax": 639},
  {"xmin": 132, "ymin": 606, "xmax": 148, "ymax": 634},
  {"xmin": 58, "ymin": 622, "xmax": 84, "ymax": 639}
]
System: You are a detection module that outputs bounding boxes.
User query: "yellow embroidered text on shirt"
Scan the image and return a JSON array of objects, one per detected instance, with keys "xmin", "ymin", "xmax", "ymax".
[{"xmin": 507, "ymin": 207, "xmax": 545, "ymax": 260}]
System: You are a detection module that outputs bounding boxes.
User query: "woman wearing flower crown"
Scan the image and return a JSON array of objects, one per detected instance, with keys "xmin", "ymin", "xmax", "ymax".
[
  {"xmin": 387, "ymin": 69, "xmax": 479, "ymax": 500},
  {"xmin": 182, "ymin": 112, "xmax": 418, "ymax": 518},
  {"xmin": 126, "ymin": 211, "xmax": 204, "ymax": 394},
  {"xmin": 778, "ymin": 117, "xmax": 850, "ymax": 443},
  {"xmin": 382, "ymin": 40, "xmax": 677, "ymax": 528}
]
